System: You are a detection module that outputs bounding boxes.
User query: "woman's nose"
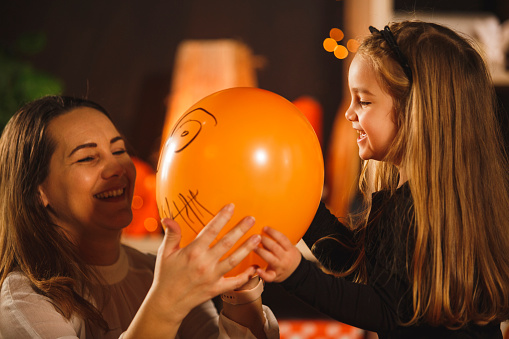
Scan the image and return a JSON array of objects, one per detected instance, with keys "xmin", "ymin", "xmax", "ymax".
[{"xmin": 102, "ymin": 156, "xmax": 126, "ymax": 178}]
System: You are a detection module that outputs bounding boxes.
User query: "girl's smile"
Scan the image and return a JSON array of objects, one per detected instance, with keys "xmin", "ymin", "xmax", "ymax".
[{"xmin": 345, "ymin": 54, "xmax": 397, "ymax": 161}]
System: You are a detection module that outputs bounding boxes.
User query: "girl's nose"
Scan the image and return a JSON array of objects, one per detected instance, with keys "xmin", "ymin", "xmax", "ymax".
[{"xmin": 345, "ymin": 103, "xmax": 357, "ymax": 122}]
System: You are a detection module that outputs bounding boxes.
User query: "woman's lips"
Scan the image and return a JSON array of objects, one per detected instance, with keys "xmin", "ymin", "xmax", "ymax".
[{"xmin": 94, "ymin": 188, "xmax": 125, "ymax": 200}]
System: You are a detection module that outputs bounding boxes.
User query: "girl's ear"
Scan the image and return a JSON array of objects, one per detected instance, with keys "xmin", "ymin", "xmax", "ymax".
[{"xmin": 38, "ymin": 185, "xmax": 50, "ymax": 207}]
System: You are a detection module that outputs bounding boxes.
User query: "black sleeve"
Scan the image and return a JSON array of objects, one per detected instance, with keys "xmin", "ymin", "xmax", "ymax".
[
  {"xmin": 280, "ymin": 257, "xmax": 401, "ymax": 333},
  {"xmin": 303, "ymin": 201, "xmax": 358, "ymax": 274},
  {"xmin": 303, "ymin": 202, "xmax": 353, "ymax": 245}
]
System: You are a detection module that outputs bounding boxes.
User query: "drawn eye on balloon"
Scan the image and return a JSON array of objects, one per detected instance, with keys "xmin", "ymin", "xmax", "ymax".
[
  {"xmin": 157, "ymin": 108, "xmax": 217, "ymax": 173},
  {"xmin": 169, "ymin": 108, "xmax": 218, "ymax": 153}
]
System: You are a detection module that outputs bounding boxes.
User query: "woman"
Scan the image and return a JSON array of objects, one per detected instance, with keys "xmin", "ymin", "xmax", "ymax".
[{"xmin": 0, "ymin": 95, "xmax": 279, "ymax": 338}]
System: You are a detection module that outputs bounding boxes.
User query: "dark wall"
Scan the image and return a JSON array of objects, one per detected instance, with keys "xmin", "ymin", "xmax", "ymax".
[
  {"xmin": 3, "ymin": 1, "xmax": 507, "ymax": 166},
  {"xmin": 0, "ymin": 0, "xmax": 344, "ymax": 165},
  {"xmin": 395, "ymin": 0, "xmax": 509, "ymax": 21},
  {"xmin": 2, "ymin": 1, "xmax": 508, "ymax": 165}
]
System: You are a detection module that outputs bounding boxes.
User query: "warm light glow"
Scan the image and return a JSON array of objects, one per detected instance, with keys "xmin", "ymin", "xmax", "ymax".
[
  {"xmin": 347, "ymin": 39, "xmax": 360, "ymax": 53},
  {"xmin": 323, "ymin": 38, "xmax": 337, "ymax": 52},
  {"xmin": 158, "ymin": 140, "xmax": 177, "ymax": 185},
  {"xmin": 292, "ymin": 96, "xmax": 323, "ymax": 146},
  {"xmin": 144, "ymin": 174, "xmax": 156, "ymax": 191},
  {"xmin": 324, "ymin": 27, "xmax": 355, "ymax": 60},
  {"xmin": 334, "ymin": 45, "xmax": 348, "ymax": 59},
  {"xmin": 132, "ymin": 196, "xmax": 143, "ymax": 209},
  {"xmin": 124, "ymin": 157, "xmax": 162, "ymax": 236},
  {"xmin": 144, "ymin": 217, "xmax": 159, "ymax": 232},
  {"xmin": 329, "ymin": 28, "xmax": 344, "ymax": 42},
  {"xmin": 254, "ymin": 148, "xmax": 268, "ymax": 165}
]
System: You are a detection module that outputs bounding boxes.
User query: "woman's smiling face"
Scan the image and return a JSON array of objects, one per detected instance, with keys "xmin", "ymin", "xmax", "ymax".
[
  {"xmin": 345, "ymin": 54, "xmax": 397, "ymax": 161},
  {"xmin": 38, "ymin": 107, "xmax": 136, "ymax": 239}
]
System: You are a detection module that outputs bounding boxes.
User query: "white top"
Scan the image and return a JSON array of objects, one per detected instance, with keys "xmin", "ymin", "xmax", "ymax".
[{"xmin": 0, "ymin": 245, "xmax": 279, "ymax": 338}]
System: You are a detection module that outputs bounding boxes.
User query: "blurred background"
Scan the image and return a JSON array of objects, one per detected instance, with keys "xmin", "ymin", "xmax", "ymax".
[{"xmin": 2, "ymin": 0, "xmax": 509, "ymax": 338}]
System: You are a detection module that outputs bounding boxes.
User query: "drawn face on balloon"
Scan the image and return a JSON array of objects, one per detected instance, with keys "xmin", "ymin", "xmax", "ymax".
[
  {"xmin": 170, "ymin": 108, "xmax": 217, "ymax": 153},
  {"xmin": 157, "ymin": 108, "xmax": 218, "ymax": 235},
  {"xmin": 158, "ymin": 107, "xmax": 217, "ymax": 171}
]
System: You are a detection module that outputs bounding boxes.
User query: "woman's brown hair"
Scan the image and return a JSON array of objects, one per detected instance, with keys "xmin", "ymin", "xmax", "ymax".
[{"xmin": 0, "ymin": 96, "xmax": 112, "ymax": 330}]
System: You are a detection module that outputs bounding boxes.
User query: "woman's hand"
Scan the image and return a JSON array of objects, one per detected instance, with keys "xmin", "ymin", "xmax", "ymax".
[
  {"xmin": 254, "ymin": 226, "xmax": 302, "ymax": 283},
  {"xmin": 125, "ymin": 204, "xmax": 260, "ymax": 338},
  {"xmin": 152, "ymin": 203, "xmax": 261, "ymax": 322}
]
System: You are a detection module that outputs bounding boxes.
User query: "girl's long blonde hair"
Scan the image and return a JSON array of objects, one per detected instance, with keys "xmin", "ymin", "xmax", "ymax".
[{"xmin": 352, "ymin": 21, "xmax": 509, "ymax": 328}]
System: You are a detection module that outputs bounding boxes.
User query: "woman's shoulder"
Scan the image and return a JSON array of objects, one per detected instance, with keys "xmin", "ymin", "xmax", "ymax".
[
  {"xmin": 122, "ymin": 244, "xmax": 157, "ymax": 270},
  {"xmin": 1, "ymin": 271, "xmax": 58, "ymax": 311},
  {"xmin": 1, "ymin": 271, "xmax": 31, "ymax": 295},
  {"xmin": 1, "ymin": 271, "xmax": 83, "ymax": 337}
]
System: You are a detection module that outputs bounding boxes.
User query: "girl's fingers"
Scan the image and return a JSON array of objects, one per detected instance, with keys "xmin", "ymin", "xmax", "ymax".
[
  {"xmin": 257, "ymin": 231, "xmax": 287, "ymax": 259},
  {"xmin": 253, "ymin": 245, "xmax": 278, "ymax": 266},
  {"xmin": 194, "ymin": 203, "xmax": 235, "ymax": 247},
  {"xmin": 262, "ymin": 226, "xmax": 294, "ymax": 249},
  {"xmin": 256, "ymin": 268, "xmax": 277, "ymax": 282}
]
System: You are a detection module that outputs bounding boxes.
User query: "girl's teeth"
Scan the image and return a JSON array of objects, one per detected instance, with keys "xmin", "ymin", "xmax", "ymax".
[{"xmin": 96, "ymin": 189, "xmax": 124, "ymax": 199}]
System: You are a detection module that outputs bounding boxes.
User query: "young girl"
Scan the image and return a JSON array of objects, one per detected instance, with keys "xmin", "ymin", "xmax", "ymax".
[
  {"xmin": 255, "ymin": 20, "xmax": 509, "ymax": 338},
  {"xmin": 0, "ymin": 96, "xmax": 279, "ymax": 338}
]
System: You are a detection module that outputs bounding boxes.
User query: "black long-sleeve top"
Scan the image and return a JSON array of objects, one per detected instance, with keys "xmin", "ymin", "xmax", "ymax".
[{"xmin": 279, "ymin": 183, "xmax": 502, "ymax": 338}]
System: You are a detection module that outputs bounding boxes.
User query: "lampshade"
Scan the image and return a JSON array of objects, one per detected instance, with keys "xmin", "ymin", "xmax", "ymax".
[{"xmin": 161, "ymin": 39, "xmax": 258, "ymax": 151}]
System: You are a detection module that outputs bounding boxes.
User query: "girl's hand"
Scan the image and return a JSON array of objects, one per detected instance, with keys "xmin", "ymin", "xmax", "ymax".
[
  {"xmin": 254, "ymin": 226, "xmax": 302, "ymax": 283},
  {"xmin": 150, "ymin": 203, "xmax": 261, "ymax": 323}
]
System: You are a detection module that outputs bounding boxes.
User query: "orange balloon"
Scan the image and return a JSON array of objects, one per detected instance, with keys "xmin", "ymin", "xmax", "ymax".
[{"xmin": 156, "ymin": 87, "xmax": 324, "ymax": 276}]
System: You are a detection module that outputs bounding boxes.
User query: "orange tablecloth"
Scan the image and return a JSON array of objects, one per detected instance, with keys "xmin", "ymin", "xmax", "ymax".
[{"xmin": 279, "ymin": 319, "xmax": 365, "ymax": 339}]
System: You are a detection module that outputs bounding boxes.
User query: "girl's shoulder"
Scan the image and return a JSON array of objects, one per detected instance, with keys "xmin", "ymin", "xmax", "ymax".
[
  {"xmin": 366, "ymin": 182, "xmax": 414, "ymax": 271},
  {"xmin": 371, "ymin": 181, "xmax": 412, "ymax": 205}
]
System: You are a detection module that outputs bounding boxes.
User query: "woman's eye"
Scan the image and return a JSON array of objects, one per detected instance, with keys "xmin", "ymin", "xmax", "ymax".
[
  {"xmin": 77, "ymin": 156, "xmax": 94, "ymax": 163},
  {"xmin": 113, "ymin": 149, "xmax": 127, "ymax": 156},
  {"xmin": 360, "ymin": 101, "xmax": 371, "ymax": 107}
]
